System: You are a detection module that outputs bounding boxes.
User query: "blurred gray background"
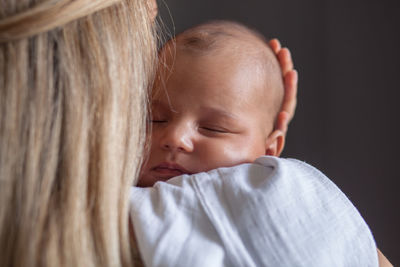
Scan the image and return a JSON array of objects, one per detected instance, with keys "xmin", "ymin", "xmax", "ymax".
[{"xmin": 157, "ymin": 0, "xmax": 400, "ymax": 264}]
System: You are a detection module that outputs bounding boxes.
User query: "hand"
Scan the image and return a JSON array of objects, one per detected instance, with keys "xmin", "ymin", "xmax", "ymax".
[
  {"xmin": 378, "ymin": 249, "xmax": 393, "ymax": 267},
  {"xmin": 269, "ymin": 39, "xmax": 298, "ymax": 134}
]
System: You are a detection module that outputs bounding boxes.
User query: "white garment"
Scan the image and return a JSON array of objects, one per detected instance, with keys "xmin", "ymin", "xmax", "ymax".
[{"xmin": 130, "ymin": 156, "xmax": 378, "ymax": 267}]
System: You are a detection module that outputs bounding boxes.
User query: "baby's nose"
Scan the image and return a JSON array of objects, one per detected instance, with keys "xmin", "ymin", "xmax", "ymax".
[{"xmin": 159, "ymin": 123, "xmax": 194, "ymax": 153}]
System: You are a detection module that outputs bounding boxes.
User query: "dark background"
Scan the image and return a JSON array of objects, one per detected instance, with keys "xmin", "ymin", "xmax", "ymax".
[{"xmin": 158, "ymin": 0, "xmax": 400, "ymax": 264}]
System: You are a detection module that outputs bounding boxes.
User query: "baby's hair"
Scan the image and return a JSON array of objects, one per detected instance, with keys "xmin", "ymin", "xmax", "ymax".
[
  {"xmin": 176, "ymin": 20, "xmax": 269, "ymax": 53},
  {"xmin": 170, "ymin": 20, "xmax": 284, "ymax": 131}
]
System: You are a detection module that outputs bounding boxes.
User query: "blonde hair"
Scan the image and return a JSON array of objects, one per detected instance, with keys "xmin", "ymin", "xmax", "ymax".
[{"xmin": 0, "ymin": 0, "xmax": 156, "ymax": 266}]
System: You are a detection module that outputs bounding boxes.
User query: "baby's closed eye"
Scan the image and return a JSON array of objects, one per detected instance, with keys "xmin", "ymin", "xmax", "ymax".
[
  {"xmin": 199, "ymin": 125, "xmax": 229, "ymax": 134},
  {"xmin": 198, "ymin": 119, "xmax": 243, "ymax": 136},
  {"xmin": 151, "ymin": 119, "xmax": 167, "ymax": 123}
]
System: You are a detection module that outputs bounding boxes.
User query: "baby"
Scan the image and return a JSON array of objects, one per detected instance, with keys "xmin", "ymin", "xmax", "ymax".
[
  {"xmin": 134, "ymin": 21, "xmax": 389, "ymax": 266},
  {"xmin": 138, "ymin": 20, "xmax": 285, "ymax": 187}
]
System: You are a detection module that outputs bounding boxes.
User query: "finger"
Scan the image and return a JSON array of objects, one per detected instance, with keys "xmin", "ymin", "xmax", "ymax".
[
  {"xmin": 281, "ymin": 70, "xmax": 298, "ymax": 121},
  {"xmin": 269, "ymin": 38, "xmax": 281, "ymax": 54},
  {"xmin": 277, "ymin": 48, "xmax": 294, "ymax": 76},
  {"xmin": 275, "ymin": 111, "xmax": 290, "ymax": 134},
  {"xmin": 282, "ymin": 70, "xmax": 298, "ymax": 121}
]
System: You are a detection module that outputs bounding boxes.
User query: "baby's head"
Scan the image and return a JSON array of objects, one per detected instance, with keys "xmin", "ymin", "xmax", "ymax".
[{"xmin": 138, "ymin": 21, "xmax": 284, "ymax": 187}]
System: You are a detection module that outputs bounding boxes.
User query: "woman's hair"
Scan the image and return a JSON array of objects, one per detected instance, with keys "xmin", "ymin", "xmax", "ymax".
[{"xmin": 0, "ymin": 0, "xmax": 156, "ymax": 266}]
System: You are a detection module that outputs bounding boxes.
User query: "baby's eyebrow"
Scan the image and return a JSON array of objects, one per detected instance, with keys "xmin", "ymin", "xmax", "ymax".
[
  {"xmin": 201, "ymin": 107, "xmax": 239, "ymax": 121},
  {"xmin": 151, "ymin": 99, "xmax": 164, "ymax": 107},
  {"xmin": 151, "ymin": 99, "xmax": 179, "ymax": 113},
  {"xmin": 151, "ymin": 100, "xmax": 239, "ymax": 121}
]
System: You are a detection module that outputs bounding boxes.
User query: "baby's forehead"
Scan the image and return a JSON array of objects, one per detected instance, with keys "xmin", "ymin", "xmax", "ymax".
[
  {"xmin": 156, "ymin": 21, "xmax": 284, "ymax": 126},
  {"xmin": 158, "ymin": 22, "xmax": 279, "ymax": 85},
  {"xmin": 173, "ymin": 22, "xmax": 273, "ymax": 60}
]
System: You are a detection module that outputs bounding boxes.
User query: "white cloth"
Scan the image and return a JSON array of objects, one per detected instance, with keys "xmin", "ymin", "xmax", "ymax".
[{"xmin": 129, "ymin": 156, "xmax": 378, "ymax": 267}]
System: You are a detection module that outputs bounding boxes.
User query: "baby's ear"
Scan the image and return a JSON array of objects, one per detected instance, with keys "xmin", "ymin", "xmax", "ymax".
[{"xmin": 265, "ymin": 130, "xmax": 285, "ymax": 157}]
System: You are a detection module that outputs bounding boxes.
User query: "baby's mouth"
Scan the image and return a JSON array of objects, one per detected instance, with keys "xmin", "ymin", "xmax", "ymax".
[{"xmin": 151, "ymin": 162, "xmax": 192, "ymax": 180}]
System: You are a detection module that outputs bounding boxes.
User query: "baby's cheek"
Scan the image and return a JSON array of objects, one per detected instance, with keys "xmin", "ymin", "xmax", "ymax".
[{"xmin": 213, "ymin": 144, "xmax": 257, "ymax": 168}]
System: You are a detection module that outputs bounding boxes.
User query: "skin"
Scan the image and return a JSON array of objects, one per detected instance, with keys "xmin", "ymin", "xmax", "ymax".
[
  {"xmin": 143, "ymin": 2, "xmax": 393, "ymax": 265},
  {"xmin": 269, "ymin": 39, "xmax": 298, "ymax": 133},
  {"xmin": 138, "ymin": 43, "xmax": 284, "ymax": 187},
  {"xmin": 147, "ymin": 0, "xmax": 158, "ymax": 22}
]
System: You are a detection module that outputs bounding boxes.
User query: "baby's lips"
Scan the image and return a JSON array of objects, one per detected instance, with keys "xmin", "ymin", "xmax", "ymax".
[
  {"xmin": 154, "ymin": 162, "xmax": 192, "ymax": 174},
  {"xmin": 151, "ymin": 161, "xmax": 193, "ymax": 180}
]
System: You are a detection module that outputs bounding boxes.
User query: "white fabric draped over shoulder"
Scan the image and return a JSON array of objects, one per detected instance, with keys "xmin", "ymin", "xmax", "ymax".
[{"xmin": 129, "ymin": 156, "xmax": 378, "ymax": 267}]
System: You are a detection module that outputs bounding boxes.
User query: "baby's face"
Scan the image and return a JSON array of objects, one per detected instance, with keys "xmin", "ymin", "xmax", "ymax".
[{"xmin": 138, "ymin": 49, "xmax": 272, "ymax": 187}]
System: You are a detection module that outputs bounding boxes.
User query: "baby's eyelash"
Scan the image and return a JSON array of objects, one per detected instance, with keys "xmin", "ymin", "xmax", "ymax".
[
  {"xmin": 201, "ymin": 127, "xmax": 228, "ymax": 133},
  {"xmin": 151, "ymin": 120, "xmax": 167, "ymax": 123}
]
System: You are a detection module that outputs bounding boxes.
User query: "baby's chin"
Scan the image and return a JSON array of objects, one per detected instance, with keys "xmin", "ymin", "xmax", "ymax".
[
  {"xmin": 136, "ymin": 170, "xmax": 152, "ymax": 187},
  {"xmin": 136, "ymin": 174, "xmax": 151, "ymax": 187},
  {"xmin": 136, "ymin": 171, "xmax": 175, "ymax": 187}
]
